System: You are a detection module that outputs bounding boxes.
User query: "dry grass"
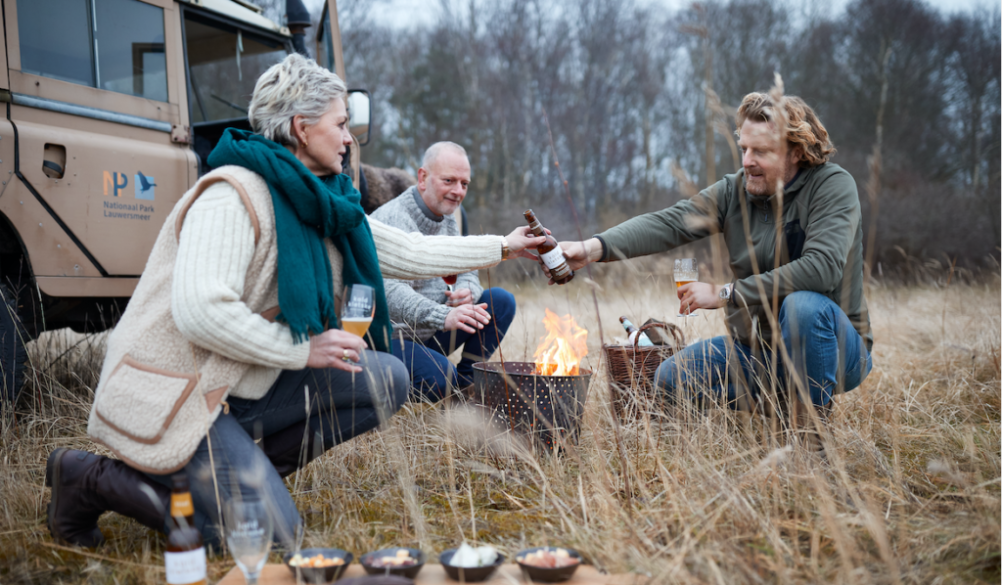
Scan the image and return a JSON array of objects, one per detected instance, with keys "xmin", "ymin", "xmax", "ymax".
[{"xmin": 1, "ymin": 267, "xmax": 999, "ymax": 584}]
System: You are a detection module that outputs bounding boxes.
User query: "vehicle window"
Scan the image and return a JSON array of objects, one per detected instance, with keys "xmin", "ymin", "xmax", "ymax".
[
  {"xmin": 184, "ymin": 14, "xmax": 288, "ymax": 124},
  {"xmin": 17, "ymin": 0, "xmax": 167, "ymax": 102},
  {"xmin": 95, "ymin": 0, "xmax": 168, "ymax": 102},
  {"xmin": 317, "ymin": 8, "xmax": 336, "ymax": 73},
  {"xmin": 17, "ymin": 0, "xmax": 94, "ymax": 86}
]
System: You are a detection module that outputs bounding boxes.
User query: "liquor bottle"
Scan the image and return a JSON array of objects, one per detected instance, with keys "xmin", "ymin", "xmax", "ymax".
[
  {"xmin": 523, "ymin": 209, "xmax": 574, "ymax": 285},
  {"xmin": 165, "ymin": 474, "xmax": 207, "ymax": 585},
  {"xmin": 619, "ymin": 316, "xmax": 654, "ymax": 347}
]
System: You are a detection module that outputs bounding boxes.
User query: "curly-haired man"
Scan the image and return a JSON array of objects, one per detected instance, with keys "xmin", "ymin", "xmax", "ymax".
[{"xmin": 558, "ymin": 93, "xmax": 872, "ymax": 450}]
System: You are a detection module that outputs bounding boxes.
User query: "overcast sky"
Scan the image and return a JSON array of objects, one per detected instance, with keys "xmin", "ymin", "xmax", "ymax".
[{"xmin": 306, "ymin": 0, "xmax": 998, "ymax": 29}]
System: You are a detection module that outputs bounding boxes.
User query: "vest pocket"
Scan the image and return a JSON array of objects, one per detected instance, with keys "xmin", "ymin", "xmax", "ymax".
[{"xmin": 94, "ymin": 355, "xmax": 200, "ymax": 445}]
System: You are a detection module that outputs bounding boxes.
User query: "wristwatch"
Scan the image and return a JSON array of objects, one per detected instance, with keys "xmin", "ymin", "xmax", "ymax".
[
  {"xmin": 718, "ymin": 283, "xmax": 733, "ymax": 302},
  {"xmin": 500, "ymin": 236, "xmax": 510, "ymax": 261}
]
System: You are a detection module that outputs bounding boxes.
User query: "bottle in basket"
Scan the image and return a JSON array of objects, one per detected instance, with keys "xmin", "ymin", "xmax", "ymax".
[
  {"xmin": 524, "ymin": 209, "xmax": 574, "ymax": 285},
  {"xmin": 619, "ymin": 316, "xmax": 654, "ymax": 347},
  {"xmin": 165, "ymin": 473, "xmax": 207, "ymax": 585}
]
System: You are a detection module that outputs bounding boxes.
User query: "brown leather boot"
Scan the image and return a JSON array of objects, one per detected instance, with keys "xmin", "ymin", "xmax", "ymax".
[{"xmin": 45, "ymin": 448, "xmax": 170, "ymax": 547}]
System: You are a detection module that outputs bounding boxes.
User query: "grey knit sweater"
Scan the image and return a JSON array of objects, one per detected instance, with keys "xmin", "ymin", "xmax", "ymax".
[{"xmin": 370, "ymin": 186, "xmax": 483, "ymax": 342}]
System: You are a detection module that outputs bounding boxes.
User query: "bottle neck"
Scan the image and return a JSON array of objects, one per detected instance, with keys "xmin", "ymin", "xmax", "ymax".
[
  {"xmin": 527, "ymin": 218, "xmax": 544, "ymax": 237},
  {"xmin": 170, "ymin": 491, "xmax": 196, "ymax": 524}
]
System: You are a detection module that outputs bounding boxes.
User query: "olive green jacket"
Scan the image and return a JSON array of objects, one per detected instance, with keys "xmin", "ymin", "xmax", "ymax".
[{"xmin": 596, "ymin": 163, "xmax": 872, "ymax": 352}]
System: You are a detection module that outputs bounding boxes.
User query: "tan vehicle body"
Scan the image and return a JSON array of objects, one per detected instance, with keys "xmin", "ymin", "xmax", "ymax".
[{"xmin": 0, "ymin": 0, "xmax": 365, "ymax": 402}]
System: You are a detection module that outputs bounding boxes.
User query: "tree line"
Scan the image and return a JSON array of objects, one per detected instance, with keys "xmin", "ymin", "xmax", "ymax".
[{"xmin": 279, "ymin": 0, "xmax": 1001, "ymax": 269}]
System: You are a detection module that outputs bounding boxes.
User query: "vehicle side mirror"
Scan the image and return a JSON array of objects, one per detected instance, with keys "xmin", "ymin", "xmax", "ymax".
[{"xmin": 348, "ymin": 89, "xmax": 371, "ymax": 146}]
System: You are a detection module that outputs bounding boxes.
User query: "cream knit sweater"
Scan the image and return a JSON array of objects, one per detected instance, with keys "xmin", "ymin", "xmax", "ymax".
[
  {"xmin": 88, "ymin": 166, "xmax": 504, "ymax": 473},
  {"xmin": 173, "ymin": 183, "xmax": 502, "ymax": 371}
]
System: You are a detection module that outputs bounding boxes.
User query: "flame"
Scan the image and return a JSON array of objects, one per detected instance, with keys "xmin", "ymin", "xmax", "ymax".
[{"xmin": 533, "ymin": 308, "xmax": 588, "ymax": 376}]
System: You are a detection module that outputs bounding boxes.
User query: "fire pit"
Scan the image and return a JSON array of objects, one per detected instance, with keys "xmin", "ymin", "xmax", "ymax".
[
  {"xmin": 470, "ymin": 309, "xmax": 591, "ymax": 451},
  {"xmin": 472, "ymin": 361, "xmax": 592, "ymax": 452}
]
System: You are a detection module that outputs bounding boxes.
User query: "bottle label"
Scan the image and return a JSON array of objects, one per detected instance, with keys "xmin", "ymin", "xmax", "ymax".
[
  {"xmin": 165, "ymin": 548, "xmax": 207, "ymax": 585},
  {"xmin": 539, "ymin": 246, "xmax": 567, "ymax": 271},
  {"xmin": 171, "ymin": 493, "xmax": 194, "ymax": 518}
]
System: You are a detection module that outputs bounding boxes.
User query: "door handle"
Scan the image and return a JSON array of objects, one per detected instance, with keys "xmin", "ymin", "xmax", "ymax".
[{"xmin": 43, "ymin": 144, "xmax": 66, "ymax": 179}]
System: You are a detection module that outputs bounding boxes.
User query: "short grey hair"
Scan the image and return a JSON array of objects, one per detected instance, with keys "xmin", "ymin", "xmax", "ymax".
[
  {"xmin": 421, "ymin": 142, "xmax": 468, "ymax": 170},
  {"xmin": 249, "ymin": 53, "xmax": 347, "ymax": 147}
]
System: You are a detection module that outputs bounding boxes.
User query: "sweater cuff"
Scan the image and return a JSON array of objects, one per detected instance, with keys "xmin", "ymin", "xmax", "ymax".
[
  {"xmin": 594, "ymin": 235, "xmax": 611, "ymax": 262},
  {"xmin": 286, "ymin": 336, "xmax": 313, "ymax": 369},
  {"xmin": 429, "ymin": 304, "xmax": 452, "ymax": 330}
]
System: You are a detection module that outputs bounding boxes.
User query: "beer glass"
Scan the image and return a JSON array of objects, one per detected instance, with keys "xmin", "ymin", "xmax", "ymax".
[
  {"xmin": 674, "ymin": 258, "xmax": 699, "ymax": 317},
  {"xmin": 341, "ymin": 284, "xmax": 375, "ymax": 339}
]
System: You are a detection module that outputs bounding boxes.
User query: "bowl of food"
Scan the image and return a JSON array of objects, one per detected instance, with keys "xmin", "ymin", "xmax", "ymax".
[
  {"xmin": 360, "ymin": 547, "xmax": 425, "ymax": 579},
  {"xmin": 515, "ymin": 547, "xmax": 583, "ymax": 582},
  {"xmin": 284, "ymin": 548, "xmax": 352, "ymax": 584},
  {"xmin": 440, "ymin": 544, "xmax": 505, "ymax": 582}
]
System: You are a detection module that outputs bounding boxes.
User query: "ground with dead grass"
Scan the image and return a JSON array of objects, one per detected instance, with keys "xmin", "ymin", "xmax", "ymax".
[{"xmin": 1, "ymin": 268, "xmax": 999, "ymax": 584}]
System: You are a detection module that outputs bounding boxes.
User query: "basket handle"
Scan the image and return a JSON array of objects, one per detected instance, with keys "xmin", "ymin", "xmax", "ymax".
[{"xmin": 635, "ymin": 321, "xmax": 685, "ymax": 349}]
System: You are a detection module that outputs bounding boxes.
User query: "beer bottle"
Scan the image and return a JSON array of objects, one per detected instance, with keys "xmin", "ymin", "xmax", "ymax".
[
  {"xmin": 523, "ymin": 209, "xmax": 574, "ymax": 285},
  {"xmin": 619, "ymin": 316, "xmax": 654, "ymax": 347},
  {"xmin": 165, "ymin": 473, "xmax": 207, "ymax": 585}
]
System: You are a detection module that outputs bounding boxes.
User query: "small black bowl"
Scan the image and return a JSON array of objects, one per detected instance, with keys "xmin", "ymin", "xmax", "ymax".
[
  {"xmin": 284, "ymin": 547, "xmax": 353, "ymax": 584},
  {"xmin": 360, "ymin": 547, "xmax": 426, "ymax": 579},
  {"xmin": 515, "ymin": 547, "xmax": 583, "ymax": 583},
  {"xmin": 440, "ymin": 548, "xmax": 506, "ymax": 582}
]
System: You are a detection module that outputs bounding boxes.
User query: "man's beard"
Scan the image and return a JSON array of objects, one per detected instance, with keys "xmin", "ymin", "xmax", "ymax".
[{"xmin": 743, "ymin": 174, "xmax": 774, "ymax": 197}]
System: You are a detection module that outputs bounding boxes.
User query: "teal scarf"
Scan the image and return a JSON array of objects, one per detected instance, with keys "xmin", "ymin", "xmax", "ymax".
[{"xmin": 207, "ymin": 129, "xmax": 392, "ymax": 352}]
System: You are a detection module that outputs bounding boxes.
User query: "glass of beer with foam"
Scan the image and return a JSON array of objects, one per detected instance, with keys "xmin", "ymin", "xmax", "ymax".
[{"xmin": 674, "ymin": 258, "xmax": 699, "ymax": 317}]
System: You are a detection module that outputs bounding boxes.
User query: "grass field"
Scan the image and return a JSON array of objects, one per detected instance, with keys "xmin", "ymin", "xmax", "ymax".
[{"xmin": 1, "ymin": 266, "xmax": 999, "ymax": 584}]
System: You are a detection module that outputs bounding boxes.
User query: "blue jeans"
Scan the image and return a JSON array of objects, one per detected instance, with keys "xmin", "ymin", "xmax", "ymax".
[
  {"xmin": 147, "ymin": 350, "xmax": 408, "ymax": 549},
  {"xmin": 391, "ymin": 288, "xmax": 516, "ymax": 401},
  {"xmin": 655, "ymin": 291, "xmax": 872, "ymax": 408}
]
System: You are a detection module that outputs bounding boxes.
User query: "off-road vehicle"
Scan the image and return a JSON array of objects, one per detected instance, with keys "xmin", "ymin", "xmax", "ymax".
[{"xmin": 0, "ymin": 0, "xmax": 373, "ymax": 405}]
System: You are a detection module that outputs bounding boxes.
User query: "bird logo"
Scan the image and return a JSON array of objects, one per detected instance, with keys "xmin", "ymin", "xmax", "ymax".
[
  {"xmin": 137, "ymin": 172, "xmax": 156, "ymax": 192},
  {"xmin": 135, "ymin": 172, "xmax": 156, "ymax": 201}
]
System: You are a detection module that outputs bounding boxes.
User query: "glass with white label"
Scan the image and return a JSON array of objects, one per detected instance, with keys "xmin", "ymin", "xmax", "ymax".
[
  {"xmin": 225, "ymin": 497, "xmax": 273, "ymax": 585},
  {"xmin": 341, "ymin": 284, "xmax": 375, "ymax": 339},
  {"xmin": 674, "ymin": 258, "xmax": 699, "ymax": 317}
]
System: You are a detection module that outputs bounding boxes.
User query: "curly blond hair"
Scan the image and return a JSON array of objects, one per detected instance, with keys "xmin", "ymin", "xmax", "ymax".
[{"xmin": 735, "ymin": 93, "xmax": 835, "ymax": 167}]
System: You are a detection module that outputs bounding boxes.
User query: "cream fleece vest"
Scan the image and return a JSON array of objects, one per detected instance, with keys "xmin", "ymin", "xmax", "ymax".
[{"xmin": 87, "ymin": 166, "xmax": 315, "ymax": 474}]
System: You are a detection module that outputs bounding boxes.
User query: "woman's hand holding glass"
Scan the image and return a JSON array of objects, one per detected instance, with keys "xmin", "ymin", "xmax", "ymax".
[
  {"xmin": 306, "ymin": 284, "xmax": 375, "ymax": 372},
  {"xmin": 307, "ymin": 330, "xmax": 367, "ymax": 372}
]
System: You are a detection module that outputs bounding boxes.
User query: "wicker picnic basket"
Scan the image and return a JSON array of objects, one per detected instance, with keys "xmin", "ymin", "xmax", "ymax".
[{"xmin": 603, "ymin": 321, "xmax": 685, "ymax": 417}]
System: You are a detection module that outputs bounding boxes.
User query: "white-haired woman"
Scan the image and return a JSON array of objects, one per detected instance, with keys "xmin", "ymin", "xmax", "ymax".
[{"xmin": 45, "ymin": 54, "xmax": 543, "ymax": 549}]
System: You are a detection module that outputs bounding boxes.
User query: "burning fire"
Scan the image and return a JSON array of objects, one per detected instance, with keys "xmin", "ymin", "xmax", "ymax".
[{"xmin": 534, "ymin": 308, "xmax": 588, "ymax": 376}]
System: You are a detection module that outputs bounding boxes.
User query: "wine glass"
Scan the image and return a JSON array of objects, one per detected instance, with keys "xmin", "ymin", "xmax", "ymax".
[
  {"xmin": 674, "ymin": 258, "xmax": 699, "ymax": 317},
  {"xmin": 341, "ymin": 284, "xmax": 375, "ymax": 340},
  {"xmin": 442, "ymin": 274, "xmax": 458, "ymax": 293},
  {"xmin": 225, "ymin": 497, "xmax": 273, "ymax": 585}
]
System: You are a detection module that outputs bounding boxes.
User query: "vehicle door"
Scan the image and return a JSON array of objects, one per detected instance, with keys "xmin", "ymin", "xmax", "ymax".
[
  {"xmin": 1, "ymin": 0, "xmax": 195, "ymax": 287},
  {"xmin": 180, "ymin": 3, "xmax": 291, "ymax": 176}
]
